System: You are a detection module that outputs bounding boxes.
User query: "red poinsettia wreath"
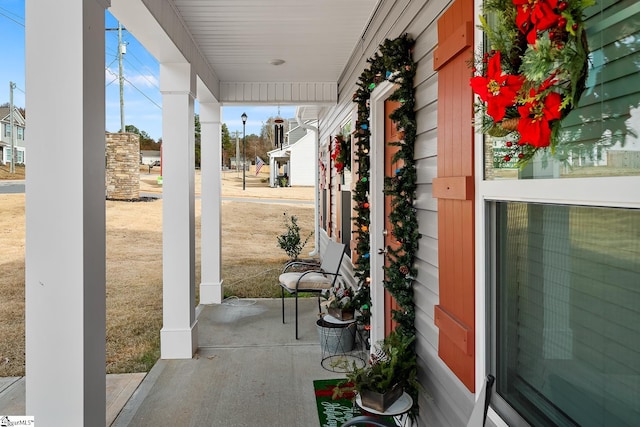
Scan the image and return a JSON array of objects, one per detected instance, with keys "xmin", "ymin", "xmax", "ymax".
[
  {"xmin": 470, "ymin": 0, "xmax": 591, "ymax": 165},
  {"xmin": 331, "ymin": 135, "xmax": 351, "ymax": 174}
]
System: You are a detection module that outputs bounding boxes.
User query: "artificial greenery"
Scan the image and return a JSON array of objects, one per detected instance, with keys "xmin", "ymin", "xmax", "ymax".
[
  {"xmin": 331, "ymin": 134, "xmax": 351, "ymax": 174},
  {"xmin": 471, "ymin": 0, "xmax": 592, "ymax": 166},
  {"xmin": 276, "ymin": 212, "xmax": 313, "ymax": 261},
  {"xmin": 320, "ymin": 283, "xmax": 357, "ymax": 310},
  {"xmin": 350, "ymin": 33, "xmax": 420, "ymax": 412},
  {"xmin": 346, "ymin": 331, "xmax": 418, "ymax": 395}
]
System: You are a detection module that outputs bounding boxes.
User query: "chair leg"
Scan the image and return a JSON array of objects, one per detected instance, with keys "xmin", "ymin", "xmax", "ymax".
[
  {"xmin": 281, "ymin": 286, "xmax": 285, "ymax": 324},
  {"xmin": 295, "ymin": 292, "xmax": 299, "ymax": 340}
]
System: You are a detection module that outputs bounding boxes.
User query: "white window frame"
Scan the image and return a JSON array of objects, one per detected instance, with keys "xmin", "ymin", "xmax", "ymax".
[{"xmin": 472, "ymin": 1, "xmax": 640, "ymax": 424}]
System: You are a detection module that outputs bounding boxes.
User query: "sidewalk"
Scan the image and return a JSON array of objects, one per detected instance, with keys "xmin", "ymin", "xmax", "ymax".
[{"xmin": 0, "ymin": 373, "xmax": 146, "ymax": 426}]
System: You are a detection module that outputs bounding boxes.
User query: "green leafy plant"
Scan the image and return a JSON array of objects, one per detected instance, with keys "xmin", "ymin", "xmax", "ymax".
[
  {"xmin": 277, "ymin": 212, "xmax": 313, "ymax": 261},
  {"xmin": 335, "ymin": 331, "xmax": 418, "ymax": 398}
]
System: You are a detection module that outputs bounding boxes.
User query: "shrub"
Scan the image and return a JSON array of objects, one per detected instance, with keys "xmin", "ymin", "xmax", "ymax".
[{"xmin": 277, "ymin": 212, "xmax": 312, "ymax": 261}]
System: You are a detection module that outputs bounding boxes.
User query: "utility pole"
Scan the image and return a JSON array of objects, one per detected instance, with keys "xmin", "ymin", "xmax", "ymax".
[
  {"xmin": 118, "ymin": 22, "xmax": 126, "ymax": 132},
  {"xmin": 106, "ymin": 23, "xmax": 127, "ymax": 132},
  {"xmin": 9, "ymin": 81, "xmax": 16, "ymax": 174}
]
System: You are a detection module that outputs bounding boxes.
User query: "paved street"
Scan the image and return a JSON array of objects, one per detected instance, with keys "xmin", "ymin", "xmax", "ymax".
[{"xmin": 0, "ymin": 181, "xmax": 24, "ymax": 194}]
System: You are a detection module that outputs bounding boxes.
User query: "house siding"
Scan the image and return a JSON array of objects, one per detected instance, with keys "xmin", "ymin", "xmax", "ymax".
[
  {"xmin": 318, "ymin": 0, "xmax": 476, "ymax": 425},
  {"xmin": 288, "ymin": 132, "xmax": 316, "ymax": 187}
]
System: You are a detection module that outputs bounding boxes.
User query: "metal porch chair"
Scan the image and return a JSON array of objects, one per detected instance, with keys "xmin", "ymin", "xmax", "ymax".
[{"xmin": 279, "ymin": 240, "xmax": 346, "ymax": 339}]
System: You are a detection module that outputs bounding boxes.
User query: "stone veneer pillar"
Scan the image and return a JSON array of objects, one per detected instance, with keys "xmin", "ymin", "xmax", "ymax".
[{"xmin": 106, "ymin": 132, "xmax": 140, "ymax": 200}]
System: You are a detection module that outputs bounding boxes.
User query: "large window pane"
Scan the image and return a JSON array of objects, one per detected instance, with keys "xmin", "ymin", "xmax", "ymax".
[
  {"xmin": 494, "ymin": 202, "xmax": 640, "ymax": 425},
  {"xmin": 486, "ymin": 0, "xmax": 640, "ymax": 180}
]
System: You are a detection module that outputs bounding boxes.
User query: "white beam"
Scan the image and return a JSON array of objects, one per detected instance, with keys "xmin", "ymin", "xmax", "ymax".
[
  {"xmin": 220, "ymin": 82, "xmax": 338, "ymax": 104},
  {"xmin": 110, "ymin": 0, "xmax": 220, "ymax": 101},
  {"xmin": 25, "ymin": 0, "xmax": 107, "ymax": 424}
]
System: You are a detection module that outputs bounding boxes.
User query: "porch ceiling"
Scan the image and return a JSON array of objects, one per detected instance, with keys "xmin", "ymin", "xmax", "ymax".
[{"xmin": 167, "ymin": 0, "xmax": 379, "ymax": 84}]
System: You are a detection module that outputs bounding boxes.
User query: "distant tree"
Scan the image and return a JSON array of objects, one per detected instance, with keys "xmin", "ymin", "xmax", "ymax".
[
  {"xmin": 194, "ymin": 114, "xmax": 201, "ymax": 168},
  {"xmin": 221, "ymin": 123, "xmax": 232, "ymax": 167},
  {"xmin": 125, "ymin": 124, "xmax": 158, "ymax": 151},
  {"xmin": 244, "ymin": 133, "xmax": 273, "ymax": 166}
]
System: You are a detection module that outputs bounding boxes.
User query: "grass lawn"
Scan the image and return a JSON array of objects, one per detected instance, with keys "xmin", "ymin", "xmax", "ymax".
[{"xmin": 0, "ymin": 170, "xmax": 315, "ymax": 376}]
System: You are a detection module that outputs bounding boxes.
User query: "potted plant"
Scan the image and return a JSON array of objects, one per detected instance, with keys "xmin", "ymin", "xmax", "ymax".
[
  {"xmin": 321, "ymin": 283, "xmax": 357, "ymax": 321},
  {"xmin": 341, "ymin": 331, "xmax": 418, "ymax": 412}
]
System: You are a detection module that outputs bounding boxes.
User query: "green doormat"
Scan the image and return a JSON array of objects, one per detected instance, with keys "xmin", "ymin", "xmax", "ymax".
[
  {"xmin": 313, "ymin": 379, "xmax": 395, "ymax": 427},
  {"xmin": 314, "ymin": 379, "xmax": 357, "ymax": 427}
]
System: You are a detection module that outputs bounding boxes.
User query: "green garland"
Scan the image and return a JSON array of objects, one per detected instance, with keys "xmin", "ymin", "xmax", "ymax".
[{"xmin": 351, "ymin": 33, "xmax": 420, "ymax": 411}]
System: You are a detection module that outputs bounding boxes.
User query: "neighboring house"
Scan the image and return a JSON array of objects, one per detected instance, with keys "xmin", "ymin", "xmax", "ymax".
[
  {"xmin": 0, "ymin": 106, "xmax": 26, "ymax": 165},
  {"xmin": 267, "ymin": 118, "xmax": 316, "ymax": 187},
  {"xmin": 140, "ymin": 150, "xmax": 161, "ymax": 166},
  {"xmin": 24, "ymin": 1, "xmax": 639, "ymax": 426}
]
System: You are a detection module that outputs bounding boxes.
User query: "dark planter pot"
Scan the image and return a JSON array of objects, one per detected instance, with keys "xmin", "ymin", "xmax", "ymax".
[
  {"xmin": 359, "ymin": 384, "xmax": 403, "ymax": 412},
  {"xmin": 328, "ymin": 307, "xmax": 355, "ymax": 321}
]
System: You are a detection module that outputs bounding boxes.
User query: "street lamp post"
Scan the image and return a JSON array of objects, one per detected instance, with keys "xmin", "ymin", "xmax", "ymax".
[{"xmin": 241, "ymin": 112, "xmax": 247, "ymax": 190}]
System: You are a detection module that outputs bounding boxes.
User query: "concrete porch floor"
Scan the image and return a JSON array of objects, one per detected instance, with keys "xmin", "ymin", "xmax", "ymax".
[{"xmin": 1, "ymin": 298, "xmax": 347, "ymax": 426}]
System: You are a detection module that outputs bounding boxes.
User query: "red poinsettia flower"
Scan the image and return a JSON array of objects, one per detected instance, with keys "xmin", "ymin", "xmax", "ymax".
[
  {"xmin": 517, "ymin": 90, "xmax": 563, "ymax": 147},
  {"xmin": 470, "ymin": 52, "xmax": 524, "ymax": 122},
  {"xmin": 331, "ymin": 139, "xmax": 341, "ymax": 164},
  {"xmin": 513, "ymin": 0, "xmax": 560, "ymax": 44}
]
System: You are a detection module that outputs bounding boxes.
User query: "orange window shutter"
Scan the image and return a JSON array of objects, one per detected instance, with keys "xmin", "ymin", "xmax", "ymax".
[{"xmin": 433, "ymin": 0, "xmax": 476, "ymax": 392}]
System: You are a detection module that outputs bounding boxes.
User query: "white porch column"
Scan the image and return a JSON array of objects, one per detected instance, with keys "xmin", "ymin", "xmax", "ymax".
[
  {"xmin": 160, "ymin": 62, "xmax": 198, "ymax": 358},
  {"xmin": 199, "ymin": 101, "xmax": 224, "ymax": 304},
  {"xmin": 25, "ymin": 0, "xmax": 108, "ymax": 424}
]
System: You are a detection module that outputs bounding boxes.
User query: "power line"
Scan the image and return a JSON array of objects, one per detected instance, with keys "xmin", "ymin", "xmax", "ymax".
[
  {"xmin": 105, "ymin": 66, "xmax": 161, "ymax": 110},
  {"xmin": 122, "ymin": 58, "xmax": 159, "ymax": 90},
  {"xmin": 0, "ymin": 7, "xmax": 24, "ymax": 27},
  {"xmin": 105, "ymin": 68, "xmax": 123, "ymax": 89},
  {"xmin": 122, "ymin": 76, "xmax": 161, "ymax": 110}
]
